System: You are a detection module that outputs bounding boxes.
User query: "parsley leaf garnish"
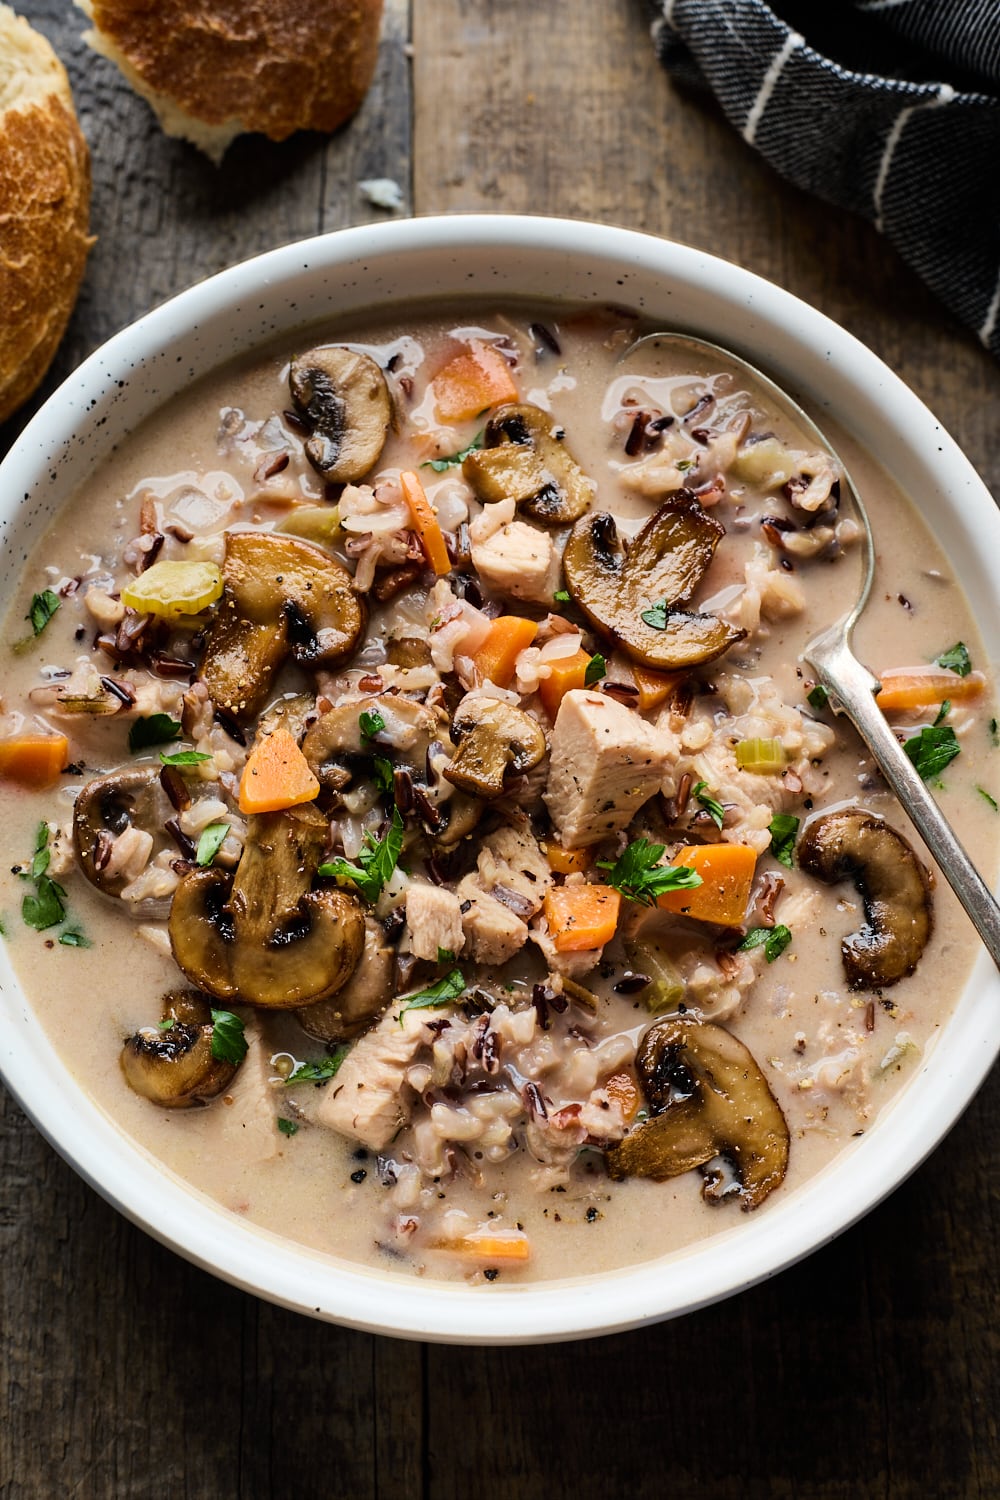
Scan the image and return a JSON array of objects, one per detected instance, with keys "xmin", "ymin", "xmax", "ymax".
[
  {"xmin": 28, "ymin": 589, "xmax": 60, "ymax": 637},
  {"xmin": 59, "ymin": 929, "xmax": 91, "ymax": 948},
  {"xmin": 936, "ymin": 642, "xmax": 971, "ymax": 677},
  {"xmin": 421, "ymin": 431, "xmax": 484, "ymax": 472},
  {"xmin": 195, "ymin": 822, "xmax": 229, "ymax": 866},
  {"xmin": 553, "ymin": 589, "xmax": 571, "ymax": 604},
  {"xmin": 640, "ymin": 601, "xmax": 669, "ymax": 631},
  {"xmin": 210, "ymin": 1008, "xmax": 247, "ymax": 1064},
  {"xmin": 318, "ymin": 806, "xmax": 405, "ymax": 903},
  {"xmin": 597, "ymin": 837, "xmax": 701, "ymax": 907},
  {"xmin": 129, "ymin": 714, "xmax": 182, "ymax": 752},
  {"xmin": 160, "ymin": 748, "xmax": 212, "ymax": 766},
  {"xmin": 22, "ymin": 876, "xmax": 66, "ymax": 931},
  {"xmin": 437, "ymin": 946, "xmax": 455, "ymax": 964},
  {"xmin": 977, "ymin": 787, "xmax": 998, "ymax": 811},
  {"xmin": 398, "ymin": 967, "xmax": 467, "ymax": 1016},
  {"xmin": 373, "ymin": 754, "xmax": 395, "ymax": 795},
  {"xmin": 933, "ymin": 700, "xmax": 951, "ymax": 727},
  {"xmin": 277, "ymin": 1117, "xmax": 299, "ymax": 1136},
  {"xmin": 584, "ymin": 653, "xmax": 606, "ymax": 687},
  {"xmin": 904, "ymin": 724, "xmax": 960, "ymax": 781},
  {"xmin": 991, "ymin": 718, "xmax": 999, "ymax": 748},
  {"xmin": 807, "ymin": 684, "xmax": 829, "ymax": 712},
  {"xmin": 285, "ymin": 1049, "xmax": 347, "ymax": 1084},
  {"xmin": 693, "ymin": 780, "xmax": 725, "ymax": 830},
  {"xmin": 739, "ymin": 924, "xmax": 792, "ymax": 962},
  {"xmin": 359, "ymin": 709, "xmax": 385, "ymax": 741},
  {"xmin": 768, "ymin": 813, "xmax": 799, "ymax": 868}
]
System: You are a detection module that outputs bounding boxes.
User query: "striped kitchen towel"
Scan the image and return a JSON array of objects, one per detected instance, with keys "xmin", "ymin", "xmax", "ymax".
[{"xmin": 650, "ymin": 0, "xmax": 1000, "ymax": 358}]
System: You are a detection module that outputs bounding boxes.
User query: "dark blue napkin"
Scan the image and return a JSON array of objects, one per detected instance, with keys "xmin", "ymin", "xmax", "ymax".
[{"xmin": 649, "ymin": 0, "xmax": 1000, "ymax": 359}]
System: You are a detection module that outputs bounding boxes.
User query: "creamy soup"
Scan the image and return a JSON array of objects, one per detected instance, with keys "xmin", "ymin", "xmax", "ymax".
[{"xmin": 0, "ymin": 304, "xmax": 995, "ymax": 1286}]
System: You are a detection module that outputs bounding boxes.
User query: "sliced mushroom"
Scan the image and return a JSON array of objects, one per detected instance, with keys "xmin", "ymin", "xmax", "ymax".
[
  {"xmin": 302, "ymin": 694, "xmax": 444, "ymax": 770},
  {"xmin": 606, "ymin": 1015, "xmax": 789, "ymax": 1210},
  {"xmin": 289, "ymin": 346, "xmax": 392, "ymax": 482},
  {"xmin": 296, "ymin": 916, "xmax": 396, "ymax": 1043},
  {"xmin": 200, "ymin": 531, "xmax": 366, "ymax": 718},
  {"xmin": 443, "ymin": 698, "xmax": 547, "ymax": 799},
  {"xmin": 73, "ymin": 766, "xmax": 170, "ymax": 897},
  {"xmin": 121, "ymin": 990, "xmax": 237, "ymax": 1107},
  {"xmin": 462, "ymin": 402, "xmax": 595, "ymax": 525},
  {"xmin": 797, "ymin": 807, "xmax": 932, "ymax": 988},
  {"xmin": 564, "ymin": 493, "xmax": 746, "ymax": 670},
  {"xmin": 169, "ymin": 803, "xmax": 365, "ymax": 1008}
]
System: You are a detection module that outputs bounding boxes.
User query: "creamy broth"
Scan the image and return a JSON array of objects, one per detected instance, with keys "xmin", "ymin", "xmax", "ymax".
[{"xmin": 0, "ymin": 303, "xmax": 995, "ymax": 1286}]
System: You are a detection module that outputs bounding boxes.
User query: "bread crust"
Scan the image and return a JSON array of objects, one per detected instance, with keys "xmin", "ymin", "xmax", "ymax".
[
  {"xmin": 84, "ymin": 0, "xmax": 383, "ymax": 155},
  {"xmin": 0, "ymin": 8, "xmax": 93, "ymax": 425}
]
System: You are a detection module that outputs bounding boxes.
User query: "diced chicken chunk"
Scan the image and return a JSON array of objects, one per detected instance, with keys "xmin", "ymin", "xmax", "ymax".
[
  {"xmin": 316, "ymin": 1005, "xmax": 430, "ymax": 1150},
  {"xmin": 471, "ymin": 518, "xmax": 559, "ymax": 605},
  {"xmin": 405, "ymin": 882, "xmax": 465, "ymax": 961},
  {"xmin": 544, "ymin": 690, "xmax": 676, "ymax": 848},
  {"xmin": 456, "ymin": 871, "xmax": 529, "ymax": 965},
  {"xmin": 475, "ymin": 823, "xmax": 552, "ymax": 917},
  {"xmin": 218, "ymin": 1022, "xmax": 280, "ymax": 1163}
]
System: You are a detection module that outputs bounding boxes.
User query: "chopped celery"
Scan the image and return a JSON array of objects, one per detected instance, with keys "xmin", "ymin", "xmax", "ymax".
[
  {"xmin": 735, "ymin": 737, "xmax": 786, "ymax": 773},
  {"xmin": 121, "ymin": 559, "xmax": 223, "ymax": 618},
  {"xmin": 624, "ymin": 935, "xmax": 685, "ymax": 1015},
  {"xmin": 731, "ymin": 436, "xmax": 796, "ymax": 489},
  {"xmin": 276, "ymin": 505, "xmax": 342, "ymax": 547}
]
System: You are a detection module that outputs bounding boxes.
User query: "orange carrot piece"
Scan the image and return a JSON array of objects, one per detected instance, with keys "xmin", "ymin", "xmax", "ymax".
[
  {"xmin": 433, "ymin": 1229, "xmax": 532, "ymax": 1263},
  {"xmin": 0, "ymin": 733, "xmax": 69, "ymax": 789},
  {"xmin": 399, "ymin": 469, "xmax": 451, "ymax": 577},
  {"xmin": 238, "ymin": 727, "xmax": 319, "ymax": 814},
  {"xmin": 431, "ymin": 340, "xmax": 519, "ymax": 421},
  {"xmin": 538, "ymin": 648, "xmax": 591, "ymax": 720},
  {"xmin": 632, "ymin": 664, "xmax": 684, "ymax": 714},
  {"xmin": 876, "ymin": 667, "xmax": 985, "ymax": 712},
  {"xmin": 543, "ymin": 842, "xmax": 591, "ymax": 875},
  {"xmin": 544, "ymin": 884, "xmax": 621, "ymax": 952},
  {"xmin": 657, "ymin": 843, "xmax": 757, "ymax": 927},
  {"xmin": 472, "ymin": 615, "xmax": 539, "ymax": 688},
  {"xmin": 603, "ymin": 1070, "xmax": 641, "ymax": 1122}
]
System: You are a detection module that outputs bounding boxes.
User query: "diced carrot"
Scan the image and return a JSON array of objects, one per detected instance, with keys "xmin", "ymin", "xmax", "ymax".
[
  {"xmin": 431, "ymin": 339, "xmax": 519, "ymax": 421},
  {"xmin": 0, "ymin": 733, "xmax": 70, "ymax": 789},
  {"xmin": 433, "ymin": 1229, "xmax": 532, "ymax": 1263},
  {"xmin": 632, "ymin": 664, "xmax": 684, "ymax": 714},
  {"xmin": 657, "ymin": 843, "xmax": 757, "ymax": 927},
  {"xmin": 472, "ymin": 615, "xmax": 539, "ymax": 688},
  {"xmin": 399, "ymin": 469, "xmax": 451, "ymax": 577},
  {"xmin": 538, "ymin": 648, "xmax": 591, "ymax": 720},
  {"xmin": 543, "ymin": 842, "xmax": 591, "ymax": 875},
  {"xmin": 876, "ymin": 666, "xmax": 985, "ymax": 712},
  {"xmin": 238, "ymin": 727, "xmax": 320, "ymax": 814},
  {"xmin": 544, "ymin": 884, "xmax": 621, "ymax": 952},
  {"xmin": 603, "ymin": 1070, "xmax": 641, "ymax": 1122}
]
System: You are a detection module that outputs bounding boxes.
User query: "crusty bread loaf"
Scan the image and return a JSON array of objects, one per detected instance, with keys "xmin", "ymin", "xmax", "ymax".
[
  {"xmin": 0, "ymin": 6, "xmax": 93, "ymax": 426},
  {"xmin": 79, "ymin": 0, "xmax": 384, "ymax": 163}
]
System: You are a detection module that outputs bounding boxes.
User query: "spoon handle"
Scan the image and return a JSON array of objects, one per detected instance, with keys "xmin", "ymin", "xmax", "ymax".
[{"xmin": 806, "ymin": 626, "xmax": 1000, "ymax": 971}]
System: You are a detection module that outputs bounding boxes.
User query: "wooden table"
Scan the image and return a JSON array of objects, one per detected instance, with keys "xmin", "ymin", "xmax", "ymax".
[{"xmin": 3, "ymin": 4, "xmax": 998, "ymax": 1496}]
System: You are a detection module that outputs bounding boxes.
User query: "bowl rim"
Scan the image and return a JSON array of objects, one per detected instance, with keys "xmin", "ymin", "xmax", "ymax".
[{"xmin": 1, "ymin": 212, "xmax": 998, "ymax": 1345}]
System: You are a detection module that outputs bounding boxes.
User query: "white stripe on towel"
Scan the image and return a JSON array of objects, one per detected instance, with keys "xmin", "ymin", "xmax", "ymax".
[
  {"xmin": 743, "ymin": 31, "xmax": 804, "ymax": 146},
  {"xmin": 873, "ymin": 82, "xmax": 955, "ymax": 232}
]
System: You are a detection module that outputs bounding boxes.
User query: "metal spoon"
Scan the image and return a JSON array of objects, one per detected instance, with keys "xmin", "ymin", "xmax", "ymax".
[{"xmin": 621, "ymin": 331, "xmax": 1000, "ymax": 971}]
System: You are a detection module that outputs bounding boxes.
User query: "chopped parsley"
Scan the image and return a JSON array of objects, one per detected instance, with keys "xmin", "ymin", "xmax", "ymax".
[
  {"xmin": 160, "ymin": 748, "xmax": 213, "ymax": 766},
  {"xmin": 597, "ymin": 837, "xmax": 702, "ymax": 907},
  {"xmin": 19, "ymin": 823, "xmax": 69, "ymax": 933},
  {"xmin": 372, "ymin": 754, "xmax": 395, "ymax": 795},
  {"xmin": 421, "ymin": 431, "xmax": 484, "ymax": 472},
  {"xmin": 933, "ymin": 700, "xmax": 951, "ymax": 727},
  {"xmin": 210, "ymin": 1008, "xmax": 248, "ymax": 1064},
  {"xmin": 977, "ymin": 787, "xmax": 998, "ymax": 812},
  {"xmin": 640, "ymin": 601, "xmax": 669, "ymax": 631},
  {"xmin": 318, "ymin": 806, "xmax": 405, "ymax": 903},
  {"xmin": 58, "ymin": 929, "xmax": 91, "ymax": 948},
  {"xmin": 584, "ymin": 653, "xmax": 607, "ymax": 687},
  {"xmin": 398, "ymin": 967, "xmax": 467, "ymax": 1016},
  {"xmin": 991, "ymin": 718, "xmax": 999, "ymax": 748},
  {"xmin": 277, "ymin": 1117, "xmax": 300, "ymax": 1137},
  {"xmin": 437, "ymin": 947, "xmax": 456, "ymax": 964},
  {"xmin": 693, "ymin": 780, "xmax": 725, "ymax": 830},
  {"xmin": 768, "ymin": 812, "xmax": 800, "ymax": 868},
  {"xmin": 936, "ymin": 642, "xmax": 972, "ymax": 677},
  {"xmin": 359, "ymin": 709, "xmax": 385, "ymax": 741},
  {"xmin": 553, "ymin": 589, "xmax": 571, "ymax": 604},
  {"xmin": 195, "ymin": 822, "xmax": 229, "ymax": 866},
  {"xmin": 674, "ymin": 458, "xmax": 695, "ymax": 473},
  {"xmin": 739, "ymin": 924, "xmax": 793, "ymax": 962},
  {"xmin": 129, "ymin": 714, "xmax": 182, "ymax": 752},
  {"xmin": 807, "ymin": 684, "xmax": 829, "ymax": 712},
  {"xmin": 285, "ymin": 1049, "xmax": 347, "ymax": 1084},
  {"xmin": 27, "ymin": 589, "xmax": 60, "ymax": 637},
  {"xmin": 904, "ymin": 724, "xmax": 961, "ymax": 781}
]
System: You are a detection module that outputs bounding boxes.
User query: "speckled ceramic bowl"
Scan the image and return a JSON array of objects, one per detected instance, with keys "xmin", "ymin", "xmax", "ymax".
[{"xmin": 1, "ymin": 216, "xmax": 998, "ymax": 1343}]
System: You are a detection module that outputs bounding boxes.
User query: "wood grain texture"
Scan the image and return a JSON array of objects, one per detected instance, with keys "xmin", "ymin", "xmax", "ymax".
[{"xmin": 3, "ymin": 1, "xmax": 999, "ymax": 1496}]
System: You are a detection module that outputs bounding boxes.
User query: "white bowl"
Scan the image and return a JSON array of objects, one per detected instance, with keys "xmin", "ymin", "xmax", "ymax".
[{"xmin": 1, "ymin": 215, "xmax": 997, "ymax": 1344}]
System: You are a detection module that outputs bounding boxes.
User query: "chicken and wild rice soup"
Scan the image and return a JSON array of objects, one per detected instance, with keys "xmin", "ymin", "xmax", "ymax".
[{"xmin": 1, "ymin": 305, "xmax": 995, "ymax": 1284}]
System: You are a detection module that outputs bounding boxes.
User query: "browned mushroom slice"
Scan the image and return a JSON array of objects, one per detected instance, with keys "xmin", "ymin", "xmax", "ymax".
[
  {"xmin": 563, "ymin": 493, "xmax": 746, "ymax": 670},
  {"xmin": 462, "ymin": 402, "xmax": 594, "ymax": 525},
  {"xmin": 73, "ymin": 766, "xmax": 170, "ymax": 897},
  {"xmin": 169, "ymin": 803, "xmax": 365, "ymax": 1008},
  {"xmin": 606, "ymin": 1015, "xmax": 789, "ymax": 1210},
  {"xmin": 797, "ymin": 808, "xmax": 932, "ymax": 988},
  {"xmin": 121, "ymin": 990, "xmax": 237, "ymax": 1108},
  {"xmin": 296, "ymin": 916, "xmax": 396, "ymax": 1043},
  {"xmin": 201, "ymin": 531, "xmax": 366, "ymax": 719},
  {"xmin": 443, "ymin": 697, "xmax": 547, "ymax": 799},
  {"xmin": 289, "ymin": 346, "xmax": 392, "ymax": 482}
]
